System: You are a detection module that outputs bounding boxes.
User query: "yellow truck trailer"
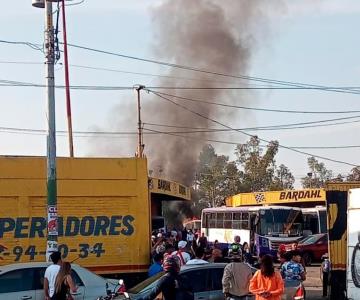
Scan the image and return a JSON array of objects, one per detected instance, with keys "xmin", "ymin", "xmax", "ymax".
[{"xmin": 0, "ymin": 156, "xmax": 151, "ymax": 276}]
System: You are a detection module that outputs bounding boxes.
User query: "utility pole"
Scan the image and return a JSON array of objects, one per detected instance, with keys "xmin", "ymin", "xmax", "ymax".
[
  {"xmin": 33, "ymin": 0, "xmax": 59, "ymax": 260},
  {"xmin": 61, "ymin": 0, "xmax": 74, "ymax": 157},
  {"xmin": 135, "ymin": 85, "xmax": 145, "ymax": 158}
]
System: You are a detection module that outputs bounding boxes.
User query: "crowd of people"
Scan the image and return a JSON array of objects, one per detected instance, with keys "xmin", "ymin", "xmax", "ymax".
[{"xmin": 147, "ymin": 229, "xmax": 308, "ymax": 300}]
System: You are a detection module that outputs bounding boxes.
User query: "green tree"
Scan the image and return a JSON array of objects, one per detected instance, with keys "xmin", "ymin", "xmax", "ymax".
[
  {"xmin": 195, "ymin": 144, "xmax": 241, "ymax": 208},
  {"xmin": 347, "ymin": 167, "xmax": 360, "ymax": 181},
  {"xmin": 270, "ymin": 164, "xmax": 295, "ymax": 190},
  {"xmin": 235, "ymin": 136, "xmax": 281, "ymax": 192},
  {"xmin": 301, "ymin": 157, "xmax": 333, "ymax": 188}
]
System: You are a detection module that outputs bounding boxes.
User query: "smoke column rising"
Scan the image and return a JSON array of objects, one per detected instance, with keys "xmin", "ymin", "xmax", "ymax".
[{"xmin": 144, "ymin": 0, "xmax": 283, "ymax": 185}]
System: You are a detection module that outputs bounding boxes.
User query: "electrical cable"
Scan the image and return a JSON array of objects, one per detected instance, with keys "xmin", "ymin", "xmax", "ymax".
[
  {"xmin": 143, "ymin": 119, "xmax": 360, "ymax": 131},
  {"xmin": 2, "ymin": 125, "xmax": 359, "ymax": 150},
  {"xmin": 62, "ymin": 42, "xmax": 360, "ymax": 95},
  {"xmin": 148, "ymin": 90, "xmax": 359, "ymax": 167},
  {"xmin": 2, "ymin": 39, "xmax": 360, "ymax": 94},
  {"xmin": 152, "ymin": 91, "xmax": 360, "ymax": 114},
  {"xmin": 143, "ymin": 128, "xmax": 360, "ymax": 150}
]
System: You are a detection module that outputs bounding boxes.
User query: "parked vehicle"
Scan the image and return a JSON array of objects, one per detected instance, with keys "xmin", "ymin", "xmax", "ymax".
[
  {"xmin": 295, "ymin": 233, "xmax": 328, "ymax": 266},
  {"xmin": 105, "ymin": 263, "xmax": 305, "ymax": 300},
  {"xmin": 0, "ymin": 262, "xmax": 118, "ymax": 300}
]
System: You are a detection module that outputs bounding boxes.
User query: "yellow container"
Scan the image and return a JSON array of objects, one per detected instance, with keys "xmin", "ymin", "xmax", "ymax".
[{"xmin": 0, "ymin": 156, "xmax": 150, "ymax": 274}]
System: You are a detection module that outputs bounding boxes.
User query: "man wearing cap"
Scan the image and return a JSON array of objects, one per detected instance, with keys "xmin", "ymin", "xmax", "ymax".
[
  {"xmin": 222, "ymin": 247, "xmax": 252, "ymax": 299},
  {"xmin": 172, "ymin": 240, "xmax": 191, "ymax": 266}
]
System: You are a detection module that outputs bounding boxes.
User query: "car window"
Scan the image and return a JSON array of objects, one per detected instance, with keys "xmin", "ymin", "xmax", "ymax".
[
  {"xmin": 71, "ymin": 270, "xmax": 84, "ymax": 287},
  {"xmin": 209, "ymin": 267, "xmax": 224, "ymax": 291},
  {"xmin": 34, "ymin": 268, "xmax": 46, "ymax": 290},
  {"xmin": 0, "ymin": 268, "xmax": 35, "ymax": 293},
  {"xmin": 180, "ymin": 269, "xmax": 209, "ymax": 293},
  {"xmin": 33, "ymin": 267, "xmax": 84, "ymax": 290}
]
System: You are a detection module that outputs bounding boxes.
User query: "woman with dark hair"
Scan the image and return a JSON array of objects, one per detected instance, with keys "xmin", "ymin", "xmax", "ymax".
[
  {"xmin": 249, "ymin": 255, "xmax": 284, "ymax": 300},
  {"xmin": 52, "ymin": 262, "xmax": 77, "ymax": 300}
]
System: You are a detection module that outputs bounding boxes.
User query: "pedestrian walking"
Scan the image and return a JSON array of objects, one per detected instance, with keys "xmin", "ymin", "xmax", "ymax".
[
  {"xmin": 281, "ymin": 250, "xmax": 306, "ymax": 282},
  {"xmin": 249, "ymin": 254, "xmax": 284, "ymax": 300},
  {"xmin": 222, "ymin": 246, "xmax": 252, "ymax": 299},
  {"xmin": 242, "ymin": 242, "xmax": 254, "ymax": 265},
  {"xmin": 320, "ymin": 253, "xmax": 330, "ymax": 297},
  {"xmin": 197, "ymin": 232, "xmax": 208, "ymax": 249},
  {"xmin": 44, "ymin": 251, "xmax": 62, "ymax": 300},
  {"xmin": 51, "ymin": 262, "xmax": 77, "ymax": 300}
]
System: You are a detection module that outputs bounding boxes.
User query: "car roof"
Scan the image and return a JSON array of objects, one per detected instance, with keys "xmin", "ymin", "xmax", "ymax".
[
  {"xmin": 180, "ymin": 263, "xmax": 227, "ymax": 271},
  {"xmin": 0, "ymin": 262, "xmax": 81, "ymax": 274}
]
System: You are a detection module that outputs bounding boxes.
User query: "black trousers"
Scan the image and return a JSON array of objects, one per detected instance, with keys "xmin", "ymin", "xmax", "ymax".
[{"xmin": 323, "ymin": 272, "xmax": 329, "ymax": 297}]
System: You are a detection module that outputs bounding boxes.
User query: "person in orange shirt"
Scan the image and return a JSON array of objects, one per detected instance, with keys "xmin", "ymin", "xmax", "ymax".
[{"xmin": 249, "ymin": 254, "xmax": 284, "ymax": 300}]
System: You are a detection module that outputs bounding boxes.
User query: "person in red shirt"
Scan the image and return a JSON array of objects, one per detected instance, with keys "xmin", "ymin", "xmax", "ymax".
[{"xmin": 249, "ymin": 254, "xmax": 284, "ymax": 300}]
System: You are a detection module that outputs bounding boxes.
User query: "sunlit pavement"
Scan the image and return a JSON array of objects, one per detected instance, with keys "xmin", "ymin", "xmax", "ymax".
[{"xmin": 303, "ymin": 265, "xmax": 324, "ymax": 299}]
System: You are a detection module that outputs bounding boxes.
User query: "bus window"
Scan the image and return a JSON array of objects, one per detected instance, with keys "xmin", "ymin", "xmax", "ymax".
[
  {"xmin": 209, "ymin": 213, "xmax": 216, "ymax": 228},
  {"xmin": 216, "ymin": 213, "xmax": 224, "ymax": 228},
  {"xmin": 241, "ymin": 212, "xmax": 250, "ymax": 229},
  {"xmin": 203, "ymin": 213, "xmax": 209, "ymax": 228},
  {"xmin": 224, "ymin": 212, "xmax": 232, "ymax": 229},
  {"xmin": 233, "ymin": 212, "xmax": 241, "ymax": 229}
]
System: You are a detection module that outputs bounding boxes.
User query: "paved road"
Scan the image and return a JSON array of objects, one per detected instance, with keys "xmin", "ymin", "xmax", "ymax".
[{"xmin": 303, "ymin": 265, "xmax": 325, "ymax": 300}]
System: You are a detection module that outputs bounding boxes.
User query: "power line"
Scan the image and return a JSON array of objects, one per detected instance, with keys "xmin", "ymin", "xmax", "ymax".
[
  {"xmin": 0, "ymin": 39, "xmax": 43, "ymax": 52},
  {"xmin": 0, "ymin": 79, "xmax": 133, "ymax": 90},
  {"xmin": 2, "ymin": 78, "xmax": 360, "ymax": 93},
  {"xmin": 143, "ymin": 128, "xmax": 360, "ymax": 150},
  {"xmin": 2, "ymin": 125, "xmax": 360, "ymax": 150},
  {"xmin": 0, "ymin": 61, "xmax": 258, "ymax": 86},
  {"xmin": 148, "ymin": 90, "xmax": 359, "ymax": 167},
  {"xmin": 144, "ymin": 113, "xmax": 360, "ymax": 131},
  {"xmin": 61, "ymin": 42, "xmax": 360, "ymax": 95},
  {"xmin": 2, "ymin": 39, "xmax": 360, "ymax": 94},
  {"xmin": 153, "ymin": 91, "xmax": 360, "ymax": 114},
  {"xmin": 3, "ymin": 60, "xmax": 360, "ymax": 98},
  {"xmin": 143, "ymin": 119, "xmax": 360, "ymax": 131}
]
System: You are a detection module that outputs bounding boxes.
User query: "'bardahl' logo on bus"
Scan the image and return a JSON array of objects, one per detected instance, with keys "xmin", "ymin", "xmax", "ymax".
[
  {"xmin": 0, "ymin": 215, "xmax": 134, "ymax": 239},
  {"xmin": 279, "ymin": 189, "xmax": 322, "ymax": 201}
]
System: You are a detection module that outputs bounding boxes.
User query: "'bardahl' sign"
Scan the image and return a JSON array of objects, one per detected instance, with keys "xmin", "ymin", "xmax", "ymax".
[{"xmin": 279, "ymin": 189, "xmax": 323, "ymax": 201}]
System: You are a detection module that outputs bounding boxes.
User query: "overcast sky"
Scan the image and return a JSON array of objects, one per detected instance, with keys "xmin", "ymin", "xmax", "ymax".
[{"xmin": 1, "ymin": 1, "xmax": 359, "ymax": 185}]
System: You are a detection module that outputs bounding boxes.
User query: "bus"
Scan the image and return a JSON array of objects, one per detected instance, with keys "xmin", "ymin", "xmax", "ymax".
[
  {"xmin": 301, "ymin": 206, "xmax": 327, "ymax": 236},
  {"xmin": 183, "ymin": 218, "xmax": 201, "ymax": 231},
  {"xmin": 201, "ymin": 206, "xmax": 303, "ymax": 257}
]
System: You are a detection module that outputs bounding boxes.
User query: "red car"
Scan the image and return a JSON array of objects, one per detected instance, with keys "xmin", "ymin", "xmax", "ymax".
[{"xmin": 296, "ymin": 233, "xmax": 328, "ymax": 265}]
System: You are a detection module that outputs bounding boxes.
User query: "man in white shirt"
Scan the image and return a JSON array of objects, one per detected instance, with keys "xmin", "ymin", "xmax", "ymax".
[
  {"xmin": 187, "ymin": 247, "xmax": 209, "ymax": 265},
  {"xmin": 172, "ymin": 240, "xmax": 190, "ymax": 266},
  {"xmin": 44, "ymin": 251, "xmax": 62, "ymax": 300}
]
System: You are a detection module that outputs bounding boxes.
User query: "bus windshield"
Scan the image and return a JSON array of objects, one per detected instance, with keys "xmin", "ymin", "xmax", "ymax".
[{"xmin": 259, "ymin": 208, "xmax": 302, "ymax": 237}]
